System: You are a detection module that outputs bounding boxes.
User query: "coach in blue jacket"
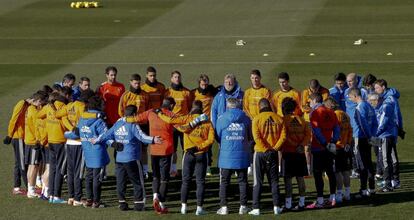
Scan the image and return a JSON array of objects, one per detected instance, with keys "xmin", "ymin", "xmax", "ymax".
[
  {"xmin": 210, "ymin": 74, "xmax": 244, "ymax": 128},
  {"xmin": 215, "ymin": 98, "xmax": 252, "ymax": 215}
]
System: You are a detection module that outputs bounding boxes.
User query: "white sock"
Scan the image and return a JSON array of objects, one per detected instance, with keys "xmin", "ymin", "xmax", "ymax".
[
  {"xmin": 345, "ymin": 187, "xmax": 351, "ymax": 197},
  {"xmin": 329, "ymin": 194, "xmax": 335, "ymax": 202},
  {"xmin": 181, "ymin": 203, "xmax": 187, "ymax": 210},
  {"xmin": 299, "ymin": 196, "xmax": 305, "ymax": 207},
  {"xmin": 28, "ymin": 185, "xmax": 35, "ymax": 193},
  {"xmin": 172, "ymin": 164, "xmax": 177, "ymax": 172},
  {"xmin": 285, "ymin": 197, "xmax": 292, "ymax": 209},
  {"xmin": 240, "ymin": 205, "xmax": 246, "ymax": 209},
  {"xmin": 317, "ymin": 197, "xmax": 324, "ymax": 205},
  {"xmin": 44, "ymin": 187, "xmax": 49, "ymax": 197},
  {"xmin": 307, "ymin": 165, "xmax": 311, "ymax": 173},
  {"xmin": 159, "ymin": 202, "xmax": 165, "ymax": 209},
  {"xmin": 13, "ymin": 187, "xmax": 20, "ymax": 191},
  {"xmin": 362, "ymin": 189, "xmax": 368, "ymax": 196},
  {"xmin": 196, "ymin": 206, "xmax": 203, "ymax": 211},
  {"xmin": 54, "ymin": 196, "xmax": 60, "ymax": 200},
  {"xmin": 278, "ymin": 165, "xmax": 282, "ymax": 173},
  {"xmin": 153, "ymin": 193, "xmax": 158, "ymax": 200},
  {"xmin": 143, "ymin": 165, "xmax": 148, "ymax": 173}
]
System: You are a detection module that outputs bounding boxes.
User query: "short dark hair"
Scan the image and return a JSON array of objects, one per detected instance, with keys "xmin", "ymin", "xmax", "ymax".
[
  {"xmin": 251, "ymin": 69, "xmax": 261, "ymax": 77},
  {"xmin": 309, "ymin": 93, "xmax": 323, "ymax": 103},
  {"xmin": 348, "ymin": 88, "xmax": 362, "ymax": 97},
  {"xmin": 63, "ymin": 73, "xmax": 76, "ymax": 83},
  {"xmin": 324, "ymin": 96, "xmax": 339, "ymax": 110},
  {"xmin": 79, "ymin": 90, "xmax": 95, "ymax": 103},
  {"xmin": 80, "ymin": 76, "xmax": 90, "ymax": 83},
  {"xmin": 198, "ymin": 74, "xmax": 209, "ymax": 83},
  {"xmin": 363, "ymin": 74, "xmax": 377, "ymax": 87},
  {"xmin": 374, "ymin": 79, "xmax": 388, "ymax": 89},
  {"xmin": 52, "ymin": 84, "xmax": 63, "ymax": 92},
  {"xmin": 281, "ymin": 97, "xmax": 296, "ymax": 115},
  {"xmin": 32, "ymin": 91, "xmax": 48, "ymax": 102},
  {"xmin": 161, "ymin": 97, "xmax": 176, "ymax": 108},
  {"xmin": 171, "ymin": 70, "xmax": 181, "ymax": 77},
  {"xmin": 61, "ymin": 86, "xmax": 73, "ymax": 98},
  {"xmin": 41, "ymin": 85, "xmax": 53, "ymax": 94},
  {"xmin": 124, "ymin": 105, "xmax": 138, "ymax": 116},
  {"xmin": 258, "ymin": 98, "xmax": 271, "ymax": 110},
  {"xmin": 278, "ymin": 72, "xmax": 290, "ymax": 81},
  {"xmin": 105, "ymin": 66, "xmax": 118, "ymax": 75},
  {"xmin": 147, "ymin": 66, "xmax": 156, "ymax": 73},
  {"xmin": 190, "ymin": 100, "xmax": 203, "ymax": 114},
  {"xmin": 309, "ymin": 79, "xmax": 320, "ymax": 90},
  {"xmin": 87, "ymin": 96, "xmax": 103, "ymax": 111},
  {"xmin": 334, "ymin": 72, "xmax": 346, "ymax": 82},
  {"xmin": 130, "ymin": 74, "xmax": 141, "ymax": 81}
]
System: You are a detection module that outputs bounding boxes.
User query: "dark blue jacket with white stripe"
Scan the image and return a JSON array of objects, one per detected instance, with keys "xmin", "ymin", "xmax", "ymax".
[{"xmin": 96, "ymin": 117, "xmax": 154, "ymax": 163}]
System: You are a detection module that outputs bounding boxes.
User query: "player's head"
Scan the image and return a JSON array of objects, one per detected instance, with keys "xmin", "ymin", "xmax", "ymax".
[
  {"xmin": 190, "ymin": 100, "xmax": 203, "ymax": 114},
  {"xmin": 226, "ymin": 97, "xmax": 241, "ymax": 109},
  {"xmin": 146, "ymin": 66, "xmax": 157, "ymax": 83},
  {"xmin": 124, "ymin": 105, "xmax": 138, "ymax": 117},
  {"xmin": 309, "ymin": 93, "xmax": 323, "ymax": 108},
  {"xmin": 31, "ymin": 91, "xmax": 48, "ymax": 107},
  {"xmin": 87, "ymin": 96, "xmax": 104, "ymax": 111},
  {"xmin": 161, "ymin": 97, "xmax": 176, "ymax": 110},
  {"xmin": 41, "ymin": 85, "xmax": 53, "ymax": 94},
  {"xmin": 250, "ymin": 69, "xmax": 262, "ymax": 88},
  {"xmin": 334, "ymin": 72, "xmax": 346, "ymax": 90},
  {"xmin": 309, "ymin": 79, "xmax": 321, "ymax": 93},
  {"xmin": 258, "ymin": 98, "xmax": 272, "ymax": 113},
  {"xmin": 130, "ymin": 74, "xmax": 141, "ymax": 90},
  {"xmin": 224, "ymin": 74, "xmax": 236, "ymax": 92},
  {"xmin": 79, "ymin": 77, "xmax": 91, "ymax": 91},
  {"xmin": 62, "ymin": 73, "xmax": 76, "ymax": 88},
  {"xmin": 367, "ymin": 93, "xmax": 380, "ymax": 108},
  {"xmin": 363, "ymin": 74, "xmax": 377, "ymax": 91},
  {"xmin": 281, "ymin": 97, "xmax": 297, "ymax": 116},
  {"xmin": 105, "ymin": 66, "xmax": 118, "ymax": 83},
  {"xmin": 198, "ymin": 74, "xmax": 209, "ymax": 89},
  {"xmin": 373, "ymin": 79, "xmax": 388, "ymax": 95},
  {"xmin": 346, "ymin": 73, "xmax": 358, "ymax": 88},
  {"xmin": 61, "ymin": 86, "xmax": 73, "ymax": 102},
  {"xmin": 52, "ymin": 84, "xmax": 63, "ymax": 93},
  {"xmin": 278, "ymin": 72, "xmax": 290, "ymax": 91},
  {"xmin": 79, "ymin": 89, "xmax": 95, "ymax": 103},
  {"xmin": 348, "ymin": 88, "xmax": 362, "ymax": 103},
  {"xmin": 324, "ymin": 96, "xmax": 339, "ymax": 110},
  {"xmin": 171, "ymin": 71, "xmax": 182, "ymax": 85}
]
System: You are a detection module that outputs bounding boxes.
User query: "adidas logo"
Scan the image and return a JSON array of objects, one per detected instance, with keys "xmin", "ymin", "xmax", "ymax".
[
  {"xmin": 115, "ymin": 126, "xmax": 128, "ymax": 136},
  {"xmin": 227, "ymin": 123, "xmax": 243, "ymax": 131}
]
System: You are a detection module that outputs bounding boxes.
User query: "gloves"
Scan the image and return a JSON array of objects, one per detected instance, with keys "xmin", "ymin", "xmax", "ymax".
[
  {"xmin": 344, "ymin": 144, "xmax": 351, "ymax": 153},
  {"xmin": 111, "ymin": 142, "xmax": 124, "ymax": 152},
  {"xmin": 153, "ymin": 108, "xmax": 162, "ymax": 114},
  {"xmin": 326, "ymin": 143, "xmax": 337, "ymax": 155},
  {"xmin": 189, "ymin": 114, "xmax": 209, "ymax": 128},
  {"xmin": 35, "ymin": 142, "xmax": 42, "ymax": 150},
  {"xmin": 96, "ymin": 112, "xmax": 106, "ymax": 120},
  {"xmin": 186, "ymin": 146, "xmax": 198, "ymax": 155},
  {"xmin": 398, "ymin": 128, "xmax": 406, "ymax": 140},
  {"xmin": 3, "ymin": 136, "xmax": 12, "ymax": 145},
  {"xmin": 369, "ymin": 137, "xmax": 381, "ymax": 147},
  {"xmin": 296, "ymin": 145, "xmax": 304, "ymax": 154},
  {"xmin": 73, "ymin": 127, "xmax": 80, "ymax": 136}
]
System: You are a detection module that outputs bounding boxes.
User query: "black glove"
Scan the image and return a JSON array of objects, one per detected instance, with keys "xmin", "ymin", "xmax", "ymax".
[
  {"xmin": 111, "ymin": 142, "xmax": 124, "ymax": 152},
  {"xmin": 186, "ymin": 146, "xmax": 198, "ymax": 155},
  {"xmin": 398, "ymin": 128, "xmax": 406, "ymax": 140},
  {"xmin": 3, "ymin": 136, "xmax": 12, "ymax": 145},
  {"xmin": 73, "ymin": 127, "xmax": 80, "ymax": 136},
  {"xmin": 153, "ymin": 108, "xmax": 162, "ymax": 114},
  {"xmin": 35, "ymin": 142, "xmax": 42, "ymax": 150}
]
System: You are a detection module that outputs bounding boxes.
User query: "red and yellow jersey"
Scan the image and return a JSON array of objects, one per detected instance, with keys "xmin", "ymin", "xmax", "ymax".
[
  {"xmin": 24, "ymin": 105, "xmax": 39, "ymax": 145},
  {"xmin": 335, "ymin": 109, "xmax": 353, "ymax": 148},
  {"xmin": 301, "ymin": 87, "xmax": 330, "ymax": 121},
  {"xmin": 118, "ymin": 90, "xmax": 149, "ymax": 117},
  {"xmin": 96, "ymin": 81, "xmax": 125, "ymax": 125},
  {"xmin": 165, "ymin": 87, "xmax": 191, "ymax": 116},
  {"xmin": 271, "ymin": 88, "xmax": 302, "ymax": 117},
  {"xmin": 252, "ymin": 111, "xmax": 286, "ymax": 152},
  {"xmin": 243, "ymin": 85, "xmax": 272, "ymax": 119},
  {"xmin": 37, "ymin": 101, "xmax": 67, "ymax": 144},
  {"xmin": 55, "ymin": 101, "xmax": 86, "ymax": 131},
  {"xmin": 310, "ymin": 105, "xmax": 339, "ymax": 149},
  {"xmin": 141, "ymin": 82, "xmax": 166, "ymax": 109},
  {"xmin": 158, "ymin": 114, "xmax": 215, "ymax": 153},
  {"xmin": 7, "ymin": 100, "xmax": 29, "ymax": 139},
  {"xmin": 281, "ymin": 114, "xmax": 311, "ymax": 153},
  {"xmin": 191, "ymin": 88, "xmax": 215, "ymax": 116}
]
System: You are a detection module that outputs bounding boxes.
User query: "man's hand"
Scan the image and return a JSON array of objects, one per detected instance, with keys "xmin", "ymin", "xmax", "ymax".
[
  {"xmin": 186, "ymin": 146, "xmax": 198, "ymax": 155},
  {"xmin": 3, "ymin": 136, "xmax": 12, "ymax": 145},
  {"xmin": 111, "ymin": 142, "xmax": 124, "ymax": 152},
  {"xmin": 398, "ymin": 128, "xmax": 406, "ymax": 140},
  {"xmin": 153, "ymin": 136, "xmax": 163, "ymax": 144},
  {"xmin": 189, "ymin": 114, "xmax": 209, "ymax": 128},
  {"xmin": 326, "ymin": 143, "xmax": 337, "ymax": 155},
  {"xmin": 344, "ymin": 144, "xmax": 351, "ymax": 153}
]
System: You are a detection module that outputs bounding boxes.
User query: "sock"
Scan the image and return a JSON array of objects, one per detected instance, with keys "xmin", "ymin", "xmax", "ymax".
[
  {"xmin": 299, "ymin": 196, "xmax": 305, "ymax": 207},
  {"xmin": 143, "ymin": 165, "xmax": 148, "ymax": 173},
  {"xmin": 44, "ymin": 187, "xmax": 49, "ymax": 197},
  {"xmin": 28, "ymin": 185, "xmax": 35, "ymax": 193},
  {"xmin": 159, "ymin": 202, "xmax": 165, "ymax": 209},
  {"xmin": 362, "ymin": 189, "xmax": 368, "ymax": 196},
  {"xmin": 153, "ymin": 193, "xmax": 158, "ymax": 200},
  {"xmin": 196, "ymin": 206, "xmax": 203, "ymax": 211},
  {"xmin": 307, "ymin": 165, "xmax": 311, "ymax": 174},
  {"xmin": 181, "ymin": 203, "xmax": 187, "ymax": 210},
  {"xmin": 278, "ymin": 165, "xmax": 282, "ymax": 173},
  {"xmin": 317, "ymin": 197, "xmax": 324, "ymax": 205},
  {"xmin": 285, "ymin": 197, "xmax": 292, "ymax": 209},
  {"xmin": 329, "ymin": 194, "xmax": 335, "ymax": 202},
  {"xmin": 345, "ymin": 187, "xmax": 351, "ymax": 197},
  {"xmin": 54, "ymin": 196, "xmax": 60, "ymax": 200},
  {"xmin": 14, "ymin": 187, "xmax": 20, "ymax": 191},
  {"xmin": 172, "ymin": 164, "xmax": 177, "ymax": 172}
]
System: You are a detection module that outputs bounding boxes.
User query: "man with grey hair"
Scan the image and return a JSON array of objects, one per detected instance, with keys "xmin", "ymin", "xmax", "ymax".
[
  {"xmin": 211, "ymin": 74, "xmax": 244, "ymax": 128},
  {"xmin": 215, "ymin": 98, "xmax": 252, "ymax": 215}
]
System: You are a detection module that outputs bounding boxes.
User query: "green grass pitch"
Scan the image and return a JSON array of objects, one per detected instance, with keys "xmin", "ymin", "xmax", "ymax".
[{"xmin": 1, "ymin": 0, "xmax": 413, "ymax": 219}]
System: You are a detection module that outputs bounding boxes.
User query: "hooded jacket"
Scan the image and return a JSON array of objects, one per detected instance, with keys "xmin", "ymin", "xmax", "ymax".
[{"xmin": 211, "ymin": 84, "xmax": 244, "ymax": 128}]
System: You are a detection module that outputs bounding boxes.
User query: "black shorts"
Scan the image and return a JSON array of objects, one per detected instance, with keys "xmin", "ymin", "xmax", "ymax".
[
  {"xmin": 282, "ymin": 152, "xmax": 308, "ymax": 177},
  {"xmin": 312, "ymin": 150, "xmax": 335, "ymax": 173},
  {"xmin": 334, "ymin": 149, "xmax": 352, "ymax": 172},
  {"xmin": 41, "ymin": 147, "xmax": 50, "ymax": 164},
  {"xmin": 24, "ymin": 145, "xmax": 42, "ymax": 165}
]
